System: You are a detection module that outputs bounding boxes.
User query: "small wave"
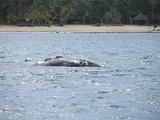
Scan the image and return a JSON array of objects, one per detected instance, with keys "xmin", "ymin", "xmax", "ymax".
[
  {"xmin": 113, "ymin": 73, "xmax": 131, "ymax": 77},
  {"xmin": 0, "ymin": 75, "xmax": 6, "ymax": 80},
  {"xmin": 109, "ymin": 53, "xmax": 118, "ymax": 56},
  {"xmin": 141, "ymin": 55, "xmax": 151, "ymax": 59},
  {"xmin": 0, "ymin": 52, "xmax": 5, "ymax": 59},
  {"xmin": 88, "ymin": 71, "xmax": 99, "ymax": 75},
  {"xmin": 97, "ymin": 96, "xmax": 103, "ymax": 99},
  {"xmin": 137, "ymin": 67, "xmax": 147, "ymax": 70},
  {"xmin": 24, "ymin": 59, "xmax": 32, "ymax": 62},
  {"xmin": 30, "ymin": 72, "xmax": 45, "ymax": 76},
  {"xmin": 143, "ymin": 60, "xmax": 154, "ymax": 63},
  {"xmin": 0, "ymin": 56, "xmax": 5, "ymax": 58},
  {"xmin": 95, "ymin": 90, "xmax": 111, "ymax": 94},
  {"xmin": 109, "ymin": 104, "xmax": 126, "ymax": 109}
]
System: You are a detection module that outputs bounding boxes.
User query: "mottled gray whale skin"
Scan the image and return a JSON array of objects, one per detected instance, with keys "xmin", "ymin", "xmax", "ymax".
[{"xmin": 34, "ymin": 56, "xmax": 101, "ymax": 67}]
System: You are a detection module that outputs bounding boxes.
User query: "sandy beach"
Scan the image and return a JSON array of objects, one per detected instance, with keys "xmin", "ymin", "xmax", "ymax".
[{"xmin": 0, "ymin": 25, "xmax": 159, "ymax": 33}]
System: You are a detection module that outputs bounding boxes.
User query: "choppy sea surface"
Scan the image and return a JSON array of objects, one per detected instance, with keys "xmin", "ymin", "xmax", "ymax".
[{"xmin": 0, "ymin": 32, "xmax": 160, "ymax": 120}]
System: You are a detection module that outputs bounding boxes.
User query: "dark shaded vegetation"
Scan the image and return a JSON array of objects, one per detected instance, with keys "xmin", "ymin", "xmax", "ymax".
[{"xmin": 0, "ymin": 0, "xmax": 160, "ymax": 26}]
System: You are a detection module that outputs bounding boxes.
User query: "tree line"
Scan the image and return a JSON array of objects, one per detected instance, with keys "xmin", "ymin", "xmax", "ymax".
[{"xmin": 0, "ymin": 0, "xmax": 159, "ymax": 26}]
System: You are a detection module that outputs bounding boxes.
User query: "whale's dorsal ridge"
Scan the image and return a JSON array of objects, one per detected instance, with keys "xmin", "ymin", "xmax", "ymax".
[
  {"xmin": 55, "ymin": 56, "xmax": 64, "ymax": 59},
  {"xmin": 44, "ymin": 58, "xmax": 52, "ymax": 61}
]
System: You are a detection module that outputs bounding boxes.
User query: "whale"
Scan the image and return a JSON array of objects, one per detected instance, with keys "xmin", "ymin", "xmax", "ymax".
[{"xmin": 34, "ymin": 56, "xmax": 101, "ymax": 67}]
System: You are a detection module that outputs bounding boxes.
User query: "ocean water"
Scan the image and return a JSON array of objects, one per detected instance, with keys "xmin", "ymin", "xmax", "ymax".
[{"xmin": 0, "ymin": 32, "xmax": 160, "ymax": 120}]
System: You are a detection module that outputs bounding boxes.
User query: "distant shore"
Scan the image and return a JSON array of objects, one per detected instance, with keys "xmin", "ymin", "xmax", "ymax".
[{"xmin": 0, "ymin": 25, "xmax": 159, "ymax": 33}]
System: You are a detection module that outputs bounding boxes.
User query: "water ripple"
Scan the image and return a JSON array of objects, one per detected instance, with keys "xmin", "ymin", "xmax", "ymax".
[{"xmin": 0, "ymin": 33, "xmax": 160, "ymax": 120}]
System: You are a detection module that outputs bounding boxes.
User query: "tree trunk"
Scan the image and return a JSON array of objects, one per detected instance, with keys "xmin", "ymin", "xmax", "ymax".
[
  {"xmin": 151, "ymin": 7, "xmax": 154, "ymax": 23},
  {"xmin": 31, "ymin": 19, "xmax": 34, "ymax": 26}
]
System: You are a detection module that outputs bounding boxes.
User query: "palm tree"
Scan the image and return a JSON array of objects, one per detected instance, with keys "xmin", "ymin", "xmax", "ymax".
[
  {"xmin": 59, "ymin": 4, "xmax": 76, "ymax": 26},
  {"xmin": 104, "ymin": 9, "xmax": 121, "ymax": 24},
  {"xmin": 40, "ymin": 7, "xmax": 52, "ymax": 26},
  {"xmin": 0, "ymin": 0, "xmax": 9, "ymax": 23},
  {"xmin": 15, "ymin": 0, "xmax": 27, "ymax": 18},
  {"xmin": 29, "ymin": 0, "xmax": 51, "ymax": 26},
  {"xmin": 149, "ymin": 0, "xmax": 159, "ymax": 21},
  {"xmin": 51, "ymin": 0, "xmax": 69, "ymax": 24},
  {"xmin": 6, "ymin": 12, "xmax": 17, "ymax": 24},
  {"xmin": 74, "ymin": 0, "xmax": 92, "ymax": 23},
  {"xmin": 6, "ymin": 0, "xmax": 26, "ymax": 24},
  {"xmin": 29, "ymin": 9, "xmax": 40, "ymax": 26},
  {"xmin": 29, "ymin": 0, "xmax": 40, "ymax": 26}
]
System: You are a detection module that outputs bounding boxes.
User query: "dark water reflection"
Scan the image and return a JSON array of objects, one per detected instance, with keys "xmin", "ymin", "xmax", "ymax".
[{"xmin": 0, "ymin": 32, "xmax": 160, "ymax": 120}]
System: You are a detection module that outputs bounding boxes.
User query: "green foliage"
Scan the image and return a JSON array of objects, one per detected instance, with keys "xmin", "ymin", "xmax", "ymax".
[
  {"xmin": 29, "ymin": 0, "xmax": 51, "ymax": 26},
  {"xmin": 1, "ymin": 0, "xmax": 27, "ymax": 24},
  {"xmin": 0, "ymin": 0, "xmax": 160, "ymax": 25},
  {"xmin": 60, "ymin": 4, "xmax": 76, "ymax": 25},
  {"xmin": 104, "ymin": 9, "xmax": 121, "ymax": 24}
]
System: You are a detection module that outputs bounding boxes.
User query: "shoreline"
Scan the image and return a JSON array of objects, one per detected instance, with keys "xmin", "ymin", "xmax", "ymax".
[{"xmin": 0, "ymin": 25, "xmax": 160, "ymax": 33}]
